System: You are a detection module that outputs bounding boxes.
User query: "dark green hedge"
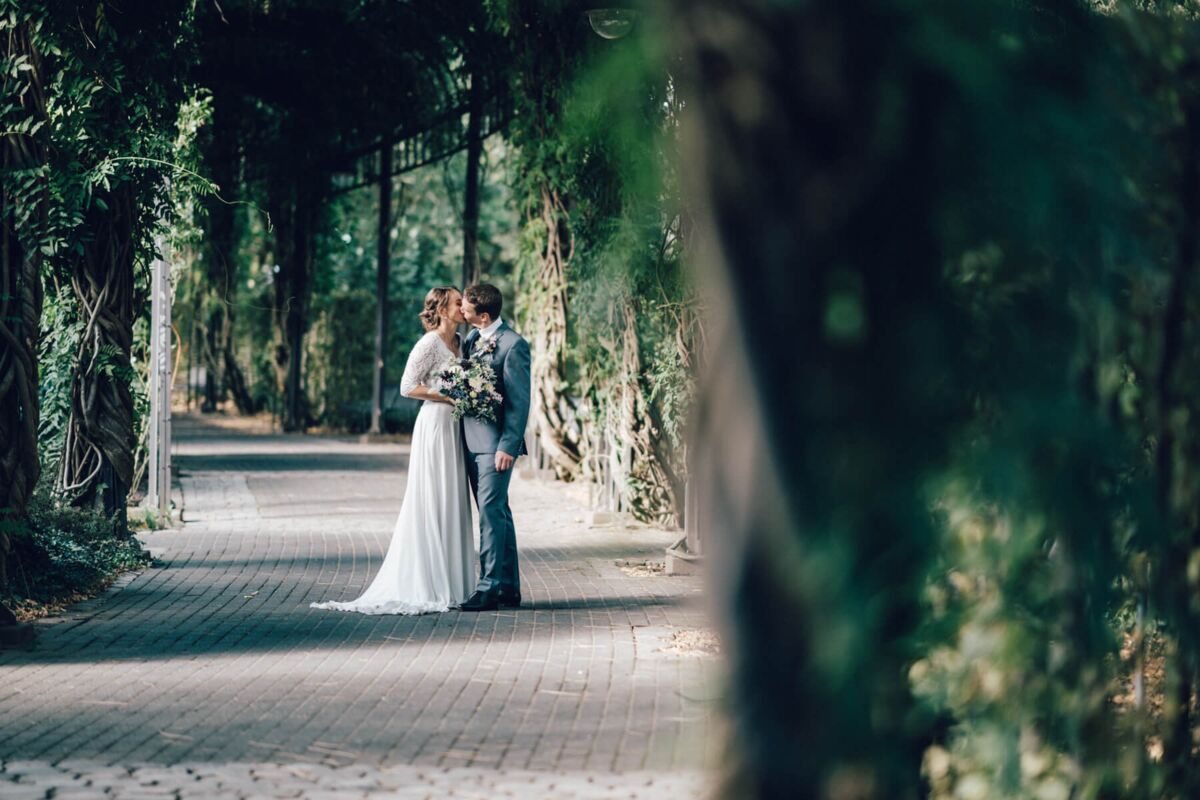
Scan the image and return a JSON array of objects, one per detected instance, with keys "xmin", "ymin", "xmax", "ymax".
[{"xmin": 3, "ymin": 494, "xmax": 153, "ymax": 615}]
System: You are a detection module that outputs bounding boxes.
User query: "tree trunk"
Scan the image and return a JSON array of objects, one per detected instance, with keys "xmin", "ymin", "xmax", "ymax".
[
  {"xmin": 200, "ymin": 306, "xmax": 225, "ymax": 411},
  {"xmin": 528, "ymin": 185, "xmax": 582, "ymax": 478},
  {"xmin": 201, "ymin": 103, "xmax": 256, "ymax": 415},
  {"xmin": 370, "ymin": 137, "xmax": 393, "ymax": 435},
  {"xmin": 671, "ymin": 0, "xmax": 969, "ymax": 795},
  {"xmin": 0, "ymin": 17, "xmax": 47, "ymax": 595},
  {"xmin": 59, "ymin": 184, "xmax": 137, "ymax": 532},
  {"xmin": 269, "ymin": 170, "xmax": 318, "ymax": 432},
  {"xmin": 1157, "ymin": 93, "xmax": 1200, "ymax": 793},
  {"xmin": 0, "ymin": 197, "xmax": 41, "ymax": 522},
  {"xmin": 224, "ymin": 340, "xmax": 254, "ymax": 414}
]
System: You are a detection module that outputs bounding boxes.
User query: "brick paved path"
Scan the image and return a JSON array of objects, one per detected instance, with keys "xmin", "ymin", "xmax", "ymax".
[{"xmin": 0, "ymin": 414, "xmax": 718, "ymax": 798}]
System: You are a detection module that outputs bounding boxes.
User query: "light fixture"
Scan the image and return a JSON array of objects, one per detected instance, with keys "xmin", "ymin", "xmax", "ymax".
[{"xmin": 586, "ymin": 8, "xmax": 638, "ymax": 40}]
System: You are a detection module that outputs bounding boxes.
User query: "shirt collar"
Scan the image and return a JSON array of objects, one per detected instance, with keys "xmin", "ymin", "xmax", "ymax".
[{"xmin": 479, "ymin": 317, "xmax": 504, "ymax": 340}]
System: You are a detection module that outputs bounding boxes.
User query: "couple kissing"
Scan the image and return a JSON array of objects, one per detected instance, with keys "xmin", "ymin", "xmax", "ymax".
[{"xmin": 311, "ymin": 283, "xmax": 531, "ymax": 615}]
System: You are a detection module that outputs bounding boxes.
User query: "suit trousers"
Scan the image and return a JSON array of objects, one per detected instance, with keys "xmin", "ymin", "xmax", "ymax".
[{"xmin": 466, "ymin": 452, "xmax": 520, "ymax": 597}]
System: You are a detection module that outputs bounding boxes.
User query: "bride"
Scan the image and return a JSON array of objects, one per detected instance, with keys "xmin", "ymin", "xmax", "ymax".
[{"xmin": 311, "ymin": 286, "xmax": 475, "ymax": 615}]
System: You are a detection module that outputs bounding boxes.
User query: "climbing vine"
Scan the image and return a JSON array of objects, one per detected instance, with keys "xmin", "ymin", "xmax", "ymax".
[
  {"xmin": 2, "ymin": 1, "xmax": 204, "ymax": 531},
  {"xmin": 489, "ymin": 1, "xmax": 697, "ymax": 525}
]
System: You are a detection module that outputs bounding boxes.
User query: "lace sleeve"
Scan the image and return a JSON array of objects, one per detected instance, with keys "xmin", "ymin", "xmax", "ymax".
[{"xmin": 400, "ymin": 334, "xmax": 441, "ymax": 397}]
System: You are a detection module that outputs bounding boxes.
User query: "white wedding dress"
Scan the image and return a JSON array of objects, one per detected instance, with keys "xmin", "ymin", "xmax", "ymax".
[{"xmin": 311, "ymin": 331, "xmax": 475, "ymax": 615}]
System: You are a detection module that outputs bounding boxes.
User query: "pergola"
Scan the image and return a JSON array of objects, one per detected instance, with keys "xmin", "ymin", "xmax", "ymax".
[{"xmin": 192, "ymin": 0, "xmax": 514, "ymax": 433}]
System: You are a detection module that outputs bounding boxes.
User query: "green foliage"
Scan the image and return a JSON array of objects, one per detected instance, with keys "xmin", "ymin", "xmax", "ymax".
[
  {"xmin": 652, "ymin": 0, "xmax": 1200, "ymax": 795},
  {"xmin": 35, "ymin": 287, "xmax": 81, "ymax": 479},
  {"xmin": 307, "ymin": 287, "xmax": 377, "ymax": 429},
  {"xmin": 489, "ymin": 3, "xmax": 694, "ymax": 521},
  {"xmin": 163, "ymin": 89, "xmax": 218, "ymax": 257},
  {"xmin": 646, "ymin": 332, "xmax": 693, "ymax": 450},
  {"xmin": 4, "ymin": 2, "xmax": 197, "ymax": 275},
  {"xmin": 5, "ymin": 2, "xmax": 208, "ymax": 507},
  {"xmin": 192, "ymin": 131, "xmax": 517, "ymax": 428},
  {"xmin": 2, "ymin": 491, "xmax": 152, "ymax": 612},
  {"xmin": 886, "ymin": 4, "xmax": 1175, "ymax": 796},
  {"xmin": 816, "ymin": 2, "xmax": 1200, "ymax": 797},
  {"xmin": 128, "ymin": 506, "xmax": 170, "ymax": 532},
  {"xmin": 308, "ymin": 142, "xmax": 517, "ymax": 428}
]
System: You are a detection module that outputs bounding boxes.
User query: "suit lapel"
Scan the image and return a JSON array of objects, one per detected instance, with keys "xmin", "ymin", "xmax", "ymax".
[{"xmin": 490, "ymin": 324, "xmax": 510, "ymax": 368}]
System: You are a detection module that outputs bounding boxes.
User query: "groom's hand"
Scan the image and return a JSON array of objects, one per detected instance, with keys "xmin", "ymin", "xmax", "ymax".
[{"xmin": 495, "ymin": 450, "xmax": 515, "ymax": 472}]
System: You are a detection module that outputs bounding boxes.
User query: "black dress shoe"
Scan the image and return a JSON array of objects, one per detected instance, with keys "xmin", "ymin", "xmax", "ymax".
[
  {"xmin": 457, "ymin": 592, "xmax": 499, "ymax": 612},
  {"xmin": 498, "ymin": 592, "xmax": 522, "ymax": 609}
]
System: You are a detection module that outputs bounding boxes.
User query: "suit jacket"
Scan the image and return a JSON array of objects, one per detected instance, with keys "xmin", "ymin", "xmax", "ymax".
[{"xmin": 462, "ymin": 321, "xmax": 531, "ymax": 456}]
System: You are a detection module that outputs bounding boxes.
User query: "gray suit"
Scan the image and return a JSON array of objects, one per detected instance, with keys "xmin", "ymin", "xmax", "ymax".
[{"xmin": 462, "ymin": 321, "xmax": 531, "ymax": 599}]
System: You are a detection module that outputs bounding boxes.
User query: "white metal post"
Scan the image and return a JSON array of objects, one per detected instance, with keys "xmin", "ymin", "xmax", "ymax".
[
  {"xmin": 148, "ymin": 254, "xmax": 161, "ymax": 511},
  {"xmin": 160, "ymin": 245, "xmax": 172, "ymax": 518},
  {"xmin": 147, "ymin": 241, "xmax": 172, "ymax": 519}
]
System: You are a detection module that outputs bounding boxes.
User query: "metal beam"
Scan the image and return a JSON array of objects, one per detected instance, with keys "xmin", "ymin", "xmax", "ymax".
[{"xmin": 328, "ymin": 90, "xmax": 512, "ymax": 197}]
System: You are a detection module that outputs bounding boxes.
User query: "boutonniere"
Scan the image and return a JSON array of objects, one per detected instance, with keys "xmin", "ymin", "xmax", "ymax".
[{"xmin": 472, "ymin": 335, "xmax": 498, "ymax": 359}]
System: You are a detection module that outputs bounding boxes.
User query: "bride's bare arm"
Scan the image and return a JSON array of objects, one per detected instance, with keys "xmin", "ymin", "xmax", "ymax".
[{"xmin": 404, "ymin": 384, "xmax": 451, "ymax": 404}]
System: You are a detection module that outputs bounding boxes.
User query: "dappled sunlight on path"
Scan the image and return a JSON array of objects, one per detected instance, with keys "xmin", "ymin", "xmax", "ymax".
[{"xmin": 0, "ymin": 413, "xmax": 718, "ymax": 797}]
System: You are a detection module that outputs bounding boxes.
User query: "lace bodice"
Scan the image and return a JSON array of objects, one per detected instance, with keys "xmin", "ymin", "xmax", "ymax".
[{"xmin": 400, "ymin": 332, "xmax": 457, "ymax": 397}]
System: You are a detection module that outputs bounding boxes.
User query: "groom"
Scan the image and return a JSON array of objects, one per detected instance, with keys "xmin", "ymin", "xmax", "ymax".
[{"xmin": 458, "ymin": 283, "xmax": 532, "ymax": 612}]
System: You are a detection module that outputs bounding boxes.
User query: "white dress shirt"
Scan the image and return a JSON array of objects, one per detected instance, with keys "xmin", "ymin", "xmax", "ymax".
[{"xmin": 478, "ymin": 316, "xmax": 504, "ymax": 341}]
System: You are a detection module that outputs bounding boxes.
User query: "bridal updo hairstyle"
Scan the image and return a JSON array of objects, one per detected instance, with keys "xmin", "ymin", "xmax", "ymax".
[{"xmin": 419, "ymin": 286, "xmax": 457, "ymax": 331}]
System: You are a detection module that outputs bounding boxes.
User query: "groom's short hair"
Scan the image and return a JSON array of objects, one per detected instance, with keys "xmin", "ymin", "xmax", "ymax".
[{"xmin": 465, "ymin": 283, "xmax": 503, "ymax": 319}]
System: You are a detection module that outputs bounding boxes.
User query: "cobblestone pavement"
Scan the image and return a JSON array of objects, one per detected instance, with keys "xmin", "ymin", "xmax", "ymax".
[{"xmin": 0, "ymin": 414, "xmax": 719, "ymax": 798}]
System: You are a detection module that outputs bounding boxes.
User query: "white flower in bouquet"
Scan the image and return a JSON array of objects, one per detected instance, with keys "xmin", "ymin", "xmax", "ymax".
[{"xmin": 436, "ymin": 354, "xmax": 502, "ymax": 422}]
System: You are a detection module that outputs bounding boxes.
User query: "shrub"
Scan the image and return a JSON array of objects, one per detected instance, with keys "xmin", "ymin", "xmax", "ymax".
[{"xmin": 3, "ymin": 493, "xmax": 154, "ymax": 619}]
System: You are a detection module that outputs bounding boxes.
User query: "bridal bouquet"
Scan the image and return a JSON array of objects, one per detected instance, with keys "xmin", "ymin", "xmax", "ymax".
[{"xmin": 437, "ymin": 353, "xmax": 503, "ymax": 422}]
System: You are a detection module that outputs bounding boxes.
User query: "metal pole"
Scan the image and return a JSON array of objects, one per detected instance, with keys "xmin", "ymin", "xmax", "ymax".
[
  {"xmin": 462, "ymin": 63, "xmax": 483, "ymax": 289},
  {"xmin": 148, "ymin": 253, "xmax": 161, "ymax": 512},
  {"xmin": 147, "ymin": 240, "xmax": 172, "ymax": 519},
  {"xmin": 684, "ymin": 477, "xmax": 702, "ymax": 556},
  {"xmin": 160, "ymin": 247, "xmax": 172, "ymax": 518},
  {"xmin": 186, "ymin": 285, "xmax": 195, "ymax": 412}
]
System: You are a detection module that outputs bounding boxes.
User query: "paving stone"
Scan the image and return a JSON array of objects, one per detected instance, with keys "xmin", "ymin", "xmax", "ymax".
[
  {"xmin": 0, "ymin": 414, "xmax": 717, "ymax": 798},
  {"xmin": 10, "ymin": 766, "xmax": 70, "ymax": 783},
  {"xmin": 50, "ymin": 788, "xmax": 111, "ymax": 800},
  {"xmin": 0, "ymin": 786, "xmax": 48, "ymax": 800}
]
